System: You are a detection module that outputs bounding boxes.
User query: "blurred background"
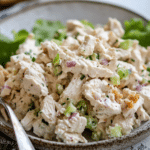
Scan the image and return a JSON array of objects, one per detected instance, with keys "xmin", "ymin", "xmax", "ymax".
[{"xmin": 0, "ymin": 0, "xmax": 150, "ymax": 20}]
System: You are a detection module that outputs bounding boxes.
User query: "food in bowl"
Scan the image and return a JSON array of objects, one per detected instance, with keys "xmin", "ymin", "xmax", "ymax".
[{"xmin": 0, "ymin": 18, "xmax": 150, "ymax": 144}]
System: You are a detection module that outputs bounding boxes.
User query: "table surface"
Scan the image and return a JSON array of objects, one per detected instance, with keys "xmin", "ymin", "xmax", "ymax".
[{"xmin": 0, "ymin": 0, "xmax": 150, "ymax": 149}]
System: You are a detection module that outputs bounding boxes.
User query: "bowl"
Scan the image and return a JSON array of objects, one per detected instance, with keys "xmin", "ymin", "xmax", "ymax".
[{"xmin": 0, "ymin": 1, "xmax": 149, "ymax": 150}]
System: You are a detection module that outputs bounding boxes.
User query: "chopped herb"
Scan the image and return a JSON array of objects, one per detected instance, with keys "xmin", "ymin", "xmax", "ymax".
[
  {"xmin": 62, "ymin": 103, "xmax": 66, "ymax": 105},
  {"xmin": 147, "ymin": 67, "xmax": 150, "ymax": 72},
  {"xmin": 89, "ymin": 55, "xmax": 92, "ymax": 60},
  {"xmin": 75, "ymin": 32, "xmax": 80, "ymax": 39},
  {"xmin": 28, "ymin": 101, "xmax": 35, "ymax": 111},
  {"xmin": 29, "ymin": 49, "xmax": 32, "ymax": 53},
  {"xmin": 96, "ymin": 53, "xmax": 100, "ymax": 59},
  {"xmin": 34, "ymin": 109, "xmax": 40, "ymax": 117},
  {"xmin": 76, "ymin": 100, "xmax": 88, "ymax": 115},
  {"xmin": 119, "ymin": 40, "xmax": 133, "ymax": 50},
  {"xmin": 32, "ymin": 57, "xmax": 36, "ymax": 62},
  {"xmin": 41, "ymin": 83, "xmax": 44, "ymax": 87},
  {"xmin": 42, "ymin": 119, "xmax": 49, "ymax": 126},
  {"xmin": 131, "ymin": 59, "xmax": 135, "ymax": 62},
  {"xmin": 148, "ymin": 80, "xmax": 150, "ymax": 83},
  {"xmin": 67, "ymin": 98, "xmax": 69, "ymax": 100},
  {"xmin": 142, "ymin": 70, "xmax": 144, "ymax": 72},
  {"xmin": 85, "ymin": 115, "xmax": 98, "ymax": 131},
  {"xmin": 24, "ymin": 52, "xmax": 30, "ymax": 55},
  {"xmin": 117, "ymin": 64, "xmax": 120, "ymax": 68},
  {"xmin": 113, "ymin": 39, "xmax": 118, "ymax": 46},
  {"xmin": 16, "ymin": 56, "xmax": 19, "ymax": 59},
  {"xmin": 106, "ymin": 95, "xmax": 109, "ymax": 98},
  {"xmin": 80, "ymin": 74, "xmax": 85, "ymax": 80}
]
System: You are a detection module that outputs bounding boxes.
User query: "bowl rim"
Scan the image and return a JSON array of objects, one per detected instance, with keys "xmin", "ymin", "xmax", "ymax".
[
  {"xmin": 0, "ymin": 0, "xmax": 150, "ymax": 148},
  {"xmin": 0, "ymin": 0, "xmax": 148, "ymax": 24}
]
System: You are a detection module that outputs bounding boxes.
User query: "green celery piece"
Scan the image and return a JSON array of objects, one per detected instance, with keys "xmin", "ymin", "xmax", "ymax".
[
  {"xmin": 64, "ymin": 102, "xmax": 77, "ymax": 117},
  {"xmin": 119, "ymin": 40, "xmax": 133, "ymax": 50},
  {"xmin": 32, "ymin": 19, "xmax": 65, "ymax": 45},
  {"xmin": 53, "ymin": 53, "xmax": 60, "ymax": 66},
  {"xmin": 76, "ymin": 100, "xmax": 88, "ymax": 115},
  {"xmin": 91, "ymin": 131, "xmax": 102, "ymax": 141},
  {"xmin": 52, "ymin": 39, "xmax": 63, "ymax": 46},
  {"xmin": 117, "ymin": 67, "xmax": 129, "ymax": 80},
  {"xmin": 85, "ymin": 115, "xmax": 98, "ymax": 131},
  {"xmin": 110, "ymin": 76, "xmax": 120, "ymax": 86},
  {"xmin": 80, "ymin": 20, "xmax": 95, "ymax": 29},
  {"xmin": 56, "ymin": 84, "xmax": 64, "ymax": 95},
  {"xmin": 141, "ymin": 78, "xmax": 147, "ymax": 84},
  {"xmin": 109, "ymin": 125, "xmax": 122, "ymax": 138},
  {"xmin": 53, "ymin": 66, "xmax": 62, "ymax": 76},
  {"xmin": 91, "ymin": 53, "xmax": 98, "ymax": 60}
]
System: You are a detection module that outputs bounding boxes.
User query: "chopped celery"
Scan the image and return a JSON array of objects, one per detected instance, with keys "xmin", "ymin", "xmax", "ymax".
[
  {"xmin": 56, "ymin": 84, "xmax": 64, "ymax": 95},
  {"xmin": 64, "ymin": 102, "xmax": 77, "ymax": 117},
  {"xmin": 117, "ymin": 67, "xmax": 129, "ymax": 80},
  {"xmin": 109, "ymin": 125, "xmax": 122, "ymax": 138},
  {"xmin": 52, "ymin": 39, "xmax": 63, "ymax": 46},
  {"xmin": 110, "ymin": 76, "xmax": 120, "ymax": 86},
  {"xmin": 119, "ymin": 40, "xmax": 133, "ymax": 50},
  {"xmin": 80, "ymin": 74, "xmax": 85, "ymax": 80},
  {"xmin": 76, "ymin": 100, "xmax": 88, "ymax": 115},
  {"xmin": 53, "ymin": 53, "xmax": 60, "ymax": 66},
  {"xmin": 53, "ymin": 66, "xmax": 62, "ymax": 76},
  {"xmin": 91, "ymin": 131, "xmax": 102, "ymax": 141},
  {"xmin": 89, "ymin": 53, "xmax": 99, "ymax": 61},
  {"xmin": 141, "ymin": 78, "xmax": 147, "ymax": 84},
  {"xmin": 91, "ymin": 53, "xmax": 98, "ymax": 61},
  {"xmin": 85, "ymin": 115, "xmax": 98, "ymax": 131}
]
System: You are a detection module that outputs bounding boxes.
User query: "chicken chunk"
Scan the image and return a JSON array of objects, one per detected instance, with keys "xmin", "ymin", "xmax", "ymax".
[{"xmin": 55, "ymin": 113, "xmax": 87, "ymax": 143}]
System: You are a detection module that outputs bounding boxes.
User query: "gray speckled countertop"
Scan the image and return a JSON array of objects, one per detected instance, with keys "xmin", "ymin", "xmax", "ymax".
[{"xmin": 0, "ymin": 0, "xmax": 150, "ymax": 149}]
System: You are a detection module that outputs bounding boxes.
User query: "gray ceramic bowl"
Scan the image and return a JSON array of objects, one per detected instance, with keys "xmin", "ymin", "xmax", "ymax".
[{"xmin": 0, "ymin": 1, "xmax": 149, "ymax": 150}]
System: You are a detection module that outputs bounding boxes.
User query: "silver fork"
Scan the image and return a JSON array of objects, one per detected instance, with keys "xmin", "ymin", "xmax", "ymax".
[{"xmin": 0, "ymin": 97, "xmax": 35, "ymax": 150}]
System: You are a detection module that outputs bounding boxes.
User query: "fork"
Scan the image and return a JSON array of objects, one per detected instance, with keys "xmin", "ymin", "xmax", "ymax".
[{"xmin": 0, "ymin": 97, "xmax": 35, "ymax": 150}]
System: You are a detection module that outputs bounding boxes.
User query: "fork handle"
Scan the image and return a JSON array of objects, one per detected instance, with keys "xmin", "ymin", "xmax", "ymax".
[{"xmin": 5, "ymin": 103, "xmax": 35, "ymax": 150}]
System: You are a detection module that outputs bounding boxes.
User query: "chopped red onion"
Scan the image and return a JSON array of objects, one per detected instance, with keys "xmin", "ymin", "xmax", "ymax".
[
  {"xmin": 100, "ymin": 59, "xmax": 109, "ymax": 66},
  {"xmin": 1, "ymin": 85, "xmax": 11, "ymax": 91},
  {"xmin": 69, "ymin": 112, "xmax": 77, "ymax": 120},
  {"xmin": 66, "ymin": 61, "xmax": 76, "ymax": 67},
  {"xmin": 136, "ymin": 85, "xmax": 143, "ymax": 92}
]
